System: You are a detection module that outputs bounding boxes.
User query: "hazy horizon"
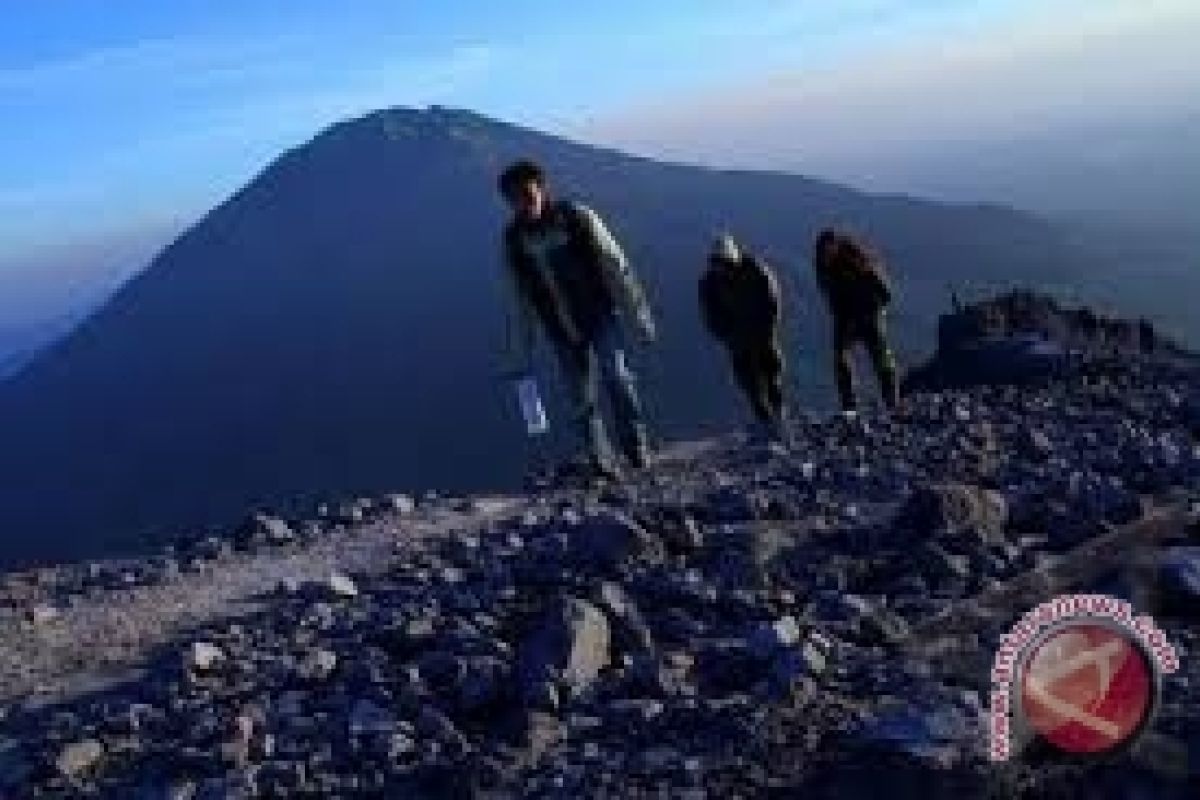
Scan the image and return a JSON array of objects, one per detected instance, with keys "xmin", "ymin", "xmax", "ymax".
[{"xmin": 3, "ymin": 1, "xmax": 1198, "ymax": 364}]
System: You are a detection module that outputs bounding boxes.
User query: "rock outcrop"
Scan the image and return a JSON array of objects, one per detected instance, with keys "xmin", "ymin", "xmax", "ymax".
[{"xmin": 906, "ymin": 289, "xmax": 1195, "ymax": 390}]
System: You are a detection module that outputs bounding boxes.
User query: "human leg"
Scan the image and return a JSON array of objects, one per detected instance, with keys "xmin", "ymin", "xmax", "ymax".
[
  {"xmin": 832, "ymin": 318, "xmax": 857, "ymax": 411},
  {"xmin": 552, "ymin": 338, "xmax": 616, "ymax": 471},
  {"xmin": 863, "ymin": 311, "xmax": 900, "ymax": 409},
  {"xmin": 592, "ymin": 321, "xmax": 650, "ymax": 466}
]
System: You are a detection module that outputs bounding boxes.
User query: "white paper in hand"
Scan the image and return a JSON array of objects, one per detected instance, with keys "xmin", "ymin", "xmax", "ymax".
[{"xmin": 514, "ymin": 376, "xmax": 549, "ymax": 436}]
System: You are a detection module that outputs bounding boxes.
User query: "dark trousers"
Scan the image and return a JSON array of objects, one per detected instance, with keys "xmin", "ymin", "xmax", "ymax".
[
  {"xmin": 833, "ymin": 310, "xmax": 898, "ymax": 410},
  {"xmin": 552, "ymin": 318, "xmax": 648, "ymax": 467},
  {"xmin": 729, "ymin": 337, "xmax": 785, "ymax": 424}
]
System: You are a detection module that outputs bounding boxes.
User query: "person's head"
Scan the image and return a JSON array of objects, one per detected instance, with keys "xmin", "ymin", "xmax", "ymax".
[
  {"xmin": 818, "ymin": 228, "xmax": 878, "ymax": 274},
  {"xmin": 498, "ymin": 159, "xmax": 548, "ymax": 222},
  {"xmin": 709, "ymin": 233, "xmax": 741, "ymax": 269},
  {"xmin": 815, "ymin": 228, "xmax": 841, "ymax": 264}
]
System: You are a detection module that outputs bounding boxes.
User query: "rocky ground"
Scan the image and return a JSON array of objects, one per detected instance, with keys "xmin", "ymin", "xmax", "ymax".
[{"xmin": 1, "ymin": 354, "xmax": 1199, "ymax": 797}]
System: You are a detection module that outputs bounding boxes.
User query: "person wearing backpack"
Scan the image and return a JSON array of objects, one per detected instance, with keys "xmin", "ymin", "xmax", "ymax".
[
  {"xmin": 699, "ymin": 234, "xmax": 786, "ymax": 440},
  {"xmin": 497, "ymin": 159, "xmax": 657, "ymax": 480},
  {"xmin": 813, "ymin": 228, "xmax": 900, "ymax": 412}
]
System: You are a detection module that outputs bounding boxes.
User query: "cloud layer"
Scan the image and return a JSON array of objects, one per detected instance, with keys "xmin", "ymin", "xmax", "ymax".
[{"xmin": 581, "ymin": 1, "xmax": 1200, "ymax": 193}]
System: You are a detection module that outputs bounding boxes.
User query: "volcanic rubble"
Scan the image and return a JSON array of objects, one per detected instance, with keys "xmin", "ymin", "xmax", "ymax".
[{"xmin": 1, "ymin": 358, "xmax": 1199, "ymax": 797}]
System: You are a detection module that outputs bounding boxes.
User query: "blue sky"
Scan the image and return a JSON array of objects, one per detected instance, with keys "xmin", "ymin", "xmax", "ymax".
[
  {"xmin": 0, "ymin": 1, "xmax": 1030, "ymax": 253},
  {"xmin": 2, "ymin": 1, "xmax": 1198, "ymax": 333}
]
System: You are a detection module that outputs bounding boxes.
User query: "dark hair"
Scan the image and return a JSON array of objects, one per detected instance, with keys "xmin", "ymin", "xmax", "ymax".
[
  {"xmin": 815, "ymin": 228, "xmax": 879, "ymax": 271},
  {"xmin": 815, "ymin": 228, "xmax": 840, "ymax": 252},
  {"xmin": 498, "ymin": 159, "xmax": 546, "ymax": 199}
]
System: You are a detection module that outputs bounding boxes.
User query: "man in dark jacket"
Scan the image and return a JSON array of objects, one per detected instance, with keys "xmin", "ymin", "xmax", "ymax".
[
  {"xmin": 814, "ymin": 228, "xmax": 899, "ymax": 411},
  {"xmin": 700, "ymin": 234, "xmax": 785, "ymax": 434},
  {"xmin": 497, "ymin": 160, "xmax": 657, "ymax": 479}
]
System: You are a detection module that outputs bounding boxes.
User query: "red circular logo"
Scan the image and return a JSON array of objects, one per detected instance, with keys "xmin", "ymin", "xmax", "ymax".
[{"xmin": 1018, "ymin": 622, "xmax": 1155, "ymax": 754}]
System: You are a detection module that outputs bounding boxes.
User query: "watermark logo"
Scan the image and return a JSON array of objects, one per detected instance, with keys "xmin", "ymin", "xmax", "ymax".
[
  {"xmin": 989, "ymin": 594, "xmax": 1178, "ymax": 761},
  {"xmin": 1020, "ymin": 621, "xmax": 1154, "ymax": 754}
]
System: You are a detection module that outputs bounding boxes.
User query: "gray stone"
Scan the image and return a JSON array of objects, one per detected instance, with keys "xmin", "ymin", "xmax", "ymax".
[
  {"xmin": 186, "ymin": 641, "xmax": 224, "ymax": 672},
  {"xmin": 520, "ymin": 711, "xmax": 565, "ymax": 763},
  {"xmin": 519, "ymin": 597, "xmax": 611, "ymax": 703},
  {"xmin": 297, "ymin": 648, "xmax": 338, "ymax": 681},
  {"xmin": 28, "ymin": 603, "xmax": 60, "ymax": 624},
  {"xmin": 608, "ymin": 698, "xmax": 665, "ymax": 725},
  {"xmin": 800, "ymin": 638, "xmax": 828, "ymax": 675},
  {"xmin": 55, "ymin": 739, "xmax": 104, "ymax": 779},
  {"xmin": 191, "ymin": 536, "xmax": 233, "ymax": 561},
  {"xmin": 384, "ymin": 493, "xmax": 417, "ymax": 514},
  {"xmin": 746, "ymin": 615, "xmax": 804, "ymax": 660},
  {"xmin": 337, "ymin": 500, "xmax": 369, "ymax": 524},
  {"xmin": 857, "ymin": 606, "xmax": 911, "ymax": 647},
  {"xmin": 1023, "ymin": 428, "xmax": 1055, "ymax": 459},
  {"xmin": 568, "ymin": 512, "xmax": 663, "ymax": 570},
  {"xmin": 325, "ymin": 573, "xmax": 359, "ymax": 599},
  {"xmin": 240, "ymin": 512, "xmax": 295, "ymax": 545},
  {"xmin": 348, "ymin": 699, "xmax": 398, "ymax": 737},
  {"xmin": 895, "ymin": 483, "xmax": 1008, "ymax": 546},
  {"xmin": 276, "ymin": 576, "xmax": 302, "ymax": 595}
]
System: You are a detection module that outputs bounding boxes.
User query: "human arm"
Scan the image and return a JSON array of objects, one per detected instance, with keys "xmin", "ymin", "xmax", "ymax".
[
  {"xmin": 758, "ymin": 259, "xmax": 782, "ymax": 327},
  {"xmin": 874, "ymin": 264, "xmax": 893, "ymax": 306},
  {"xmin": 575, "ymin": 205, "xmax": 656, "ymax": 342}
]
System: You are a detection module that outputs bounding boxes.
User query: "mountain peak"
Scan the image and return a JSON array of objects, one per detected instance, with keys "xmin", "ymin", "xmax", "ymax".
[
  {"xmin": 0, "ymin": 110, "xmax": 1155, "ymax": 567},
  {"xmin": 316, "ymin": 105, "xmax": 507, "ymax": 145}
]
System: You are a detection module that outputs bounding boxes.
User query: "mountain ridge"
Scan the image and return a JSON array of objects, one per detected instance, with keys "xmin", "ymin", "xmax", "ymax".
[{"xmin": 0, "ymin": 106, "xmax": 1154, "ymax": 568}]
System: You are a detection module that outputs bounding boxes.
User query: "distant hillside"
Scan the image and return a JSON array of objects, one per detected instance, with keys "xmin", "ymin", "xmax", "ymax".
[
  {"xmin": 0, "ymin": 106, "xmax": 1115, "ymax": 567},
  {"xmin": 0, "ymin": 297, "xmax": 114, "ymax": 380}
]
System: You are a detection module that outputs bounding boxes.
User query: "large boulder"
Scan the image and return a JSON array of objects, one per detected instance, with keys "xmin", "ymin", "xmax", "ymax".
[
  {"xmin": 54, "ymin": 739, "xmax": 104, "ymax": 780},
  {"xmin": 518, "ymin": 597, "xmax": 611, "ymax": 706},
  {"xmin": 565, "ymin": 511, "xmax": 664, "ymax": 572},
  {"xmin": 894, "ymin": 483, "xmax": 1008, "ymax": 550}
]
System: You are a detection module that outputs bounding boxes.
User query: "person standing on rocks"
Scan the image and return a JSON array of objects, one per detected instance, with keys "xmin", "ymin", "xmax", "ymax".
[
  {"xmin": 813, "ymin": 228, "xmax": 900, "ymax": 412},
  {"xmin": 497, "ymin": 159, "xmax": 658, "ymax": 480},
  {"xmin": 699, "ymin": 233, "xmax": 786, "ymax": 439}
]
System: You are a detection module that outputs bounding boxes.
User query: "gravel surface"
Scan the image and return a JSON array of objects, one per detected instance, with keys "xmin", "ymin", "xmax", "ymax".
[
  {"xmin": 0, "ymin": 500, "xmax": 521, "ymax": 708},
  {"xmin": 0, "ymin": 347, "xmax": 1197, "ymax": 797}
]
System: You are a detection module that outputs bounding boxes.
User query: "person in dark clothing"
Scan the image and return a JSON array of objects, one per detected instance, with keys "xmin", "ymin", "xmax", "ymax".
[
  {"xmin": 699, "ymin": 234, "xmax": 785, "ymax": 434},
  {"xmin": 813, "ymin": 229, "xmax": 900, "ymax": 412},
  {"xmin": 497, "ymin": 160, "xmax": 657, "ymax": 479}
]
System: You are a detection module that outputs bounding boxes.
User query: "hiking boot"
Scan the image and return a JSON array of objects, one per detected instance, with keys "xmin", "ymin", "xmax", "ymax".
[
  {"xmin": 624, "ymin": 443, "xmax": 653, "ymax": 470},
  {"xmin": 619, "ymin": 423, "xmax": 653, "ymax": 470},
  {"xmin": 748, "ymin": 418, "xmax": 786, "ymax": 447},
  {"xmin": 587, "ymin": 458, "xmax": 625, "ymax": 485}
]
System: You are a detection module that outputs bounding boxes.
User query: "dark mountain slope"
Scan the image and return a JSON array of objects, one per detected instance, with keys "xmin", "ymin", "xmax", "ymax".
[{"xmin": 0, "ymin": 107, "xmax": 1093, "ymax": 566}]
